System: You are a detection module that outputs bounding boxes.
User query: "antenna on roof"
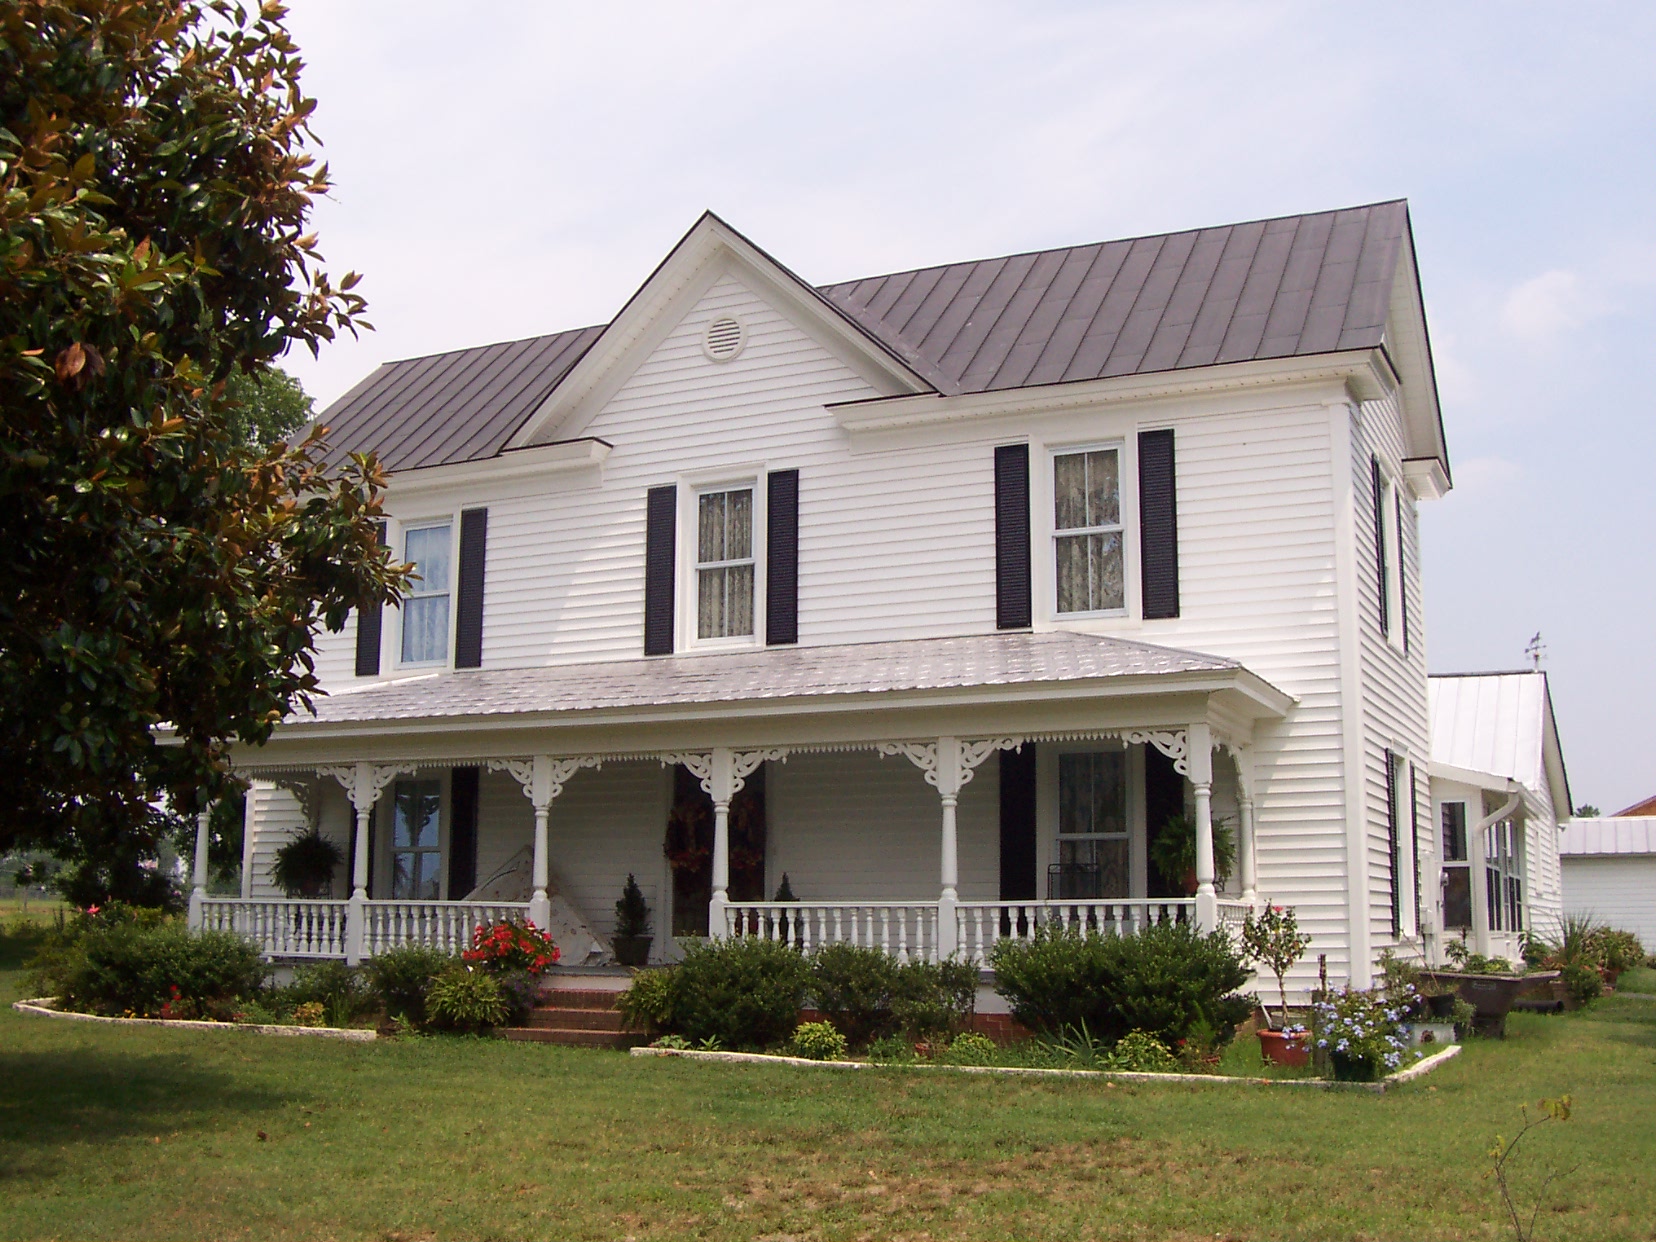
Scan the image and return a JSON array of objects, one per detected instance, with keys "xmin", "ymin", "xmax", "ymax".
[{"xmin": 1525, "ymin": 632, "xmax": 1546, "ymax": 670}]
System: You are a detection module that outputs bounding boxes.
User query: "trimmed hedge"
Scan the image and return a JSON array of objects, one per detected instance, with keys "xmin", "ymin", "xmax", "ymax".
[
  {"xmin": 990, "ymin": 920, "xmax": 1253, "ymax": 1048},
  {"xmin": 663, "ymin": 937, "xmax": 811, "ymax": 1050}
]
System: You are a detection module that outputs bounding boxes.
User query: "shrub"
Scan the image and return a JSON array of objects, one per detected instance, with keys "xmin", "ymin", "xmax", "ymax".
[
  {"xmin": 867, "ymin": 1033, "xmax": 917, "ymax": 1063},
  {"xmin": 614, "ymin": 874, "xmax": 651, "ymax": 939},
  {"xmin": 1110, "ymin": 1029, "xmax": 1178, "ymax": 1072},
  {"xmin": 616, "ymin": 968, "xmax": 675, "ymax": 1034},
  {"xmin": 1560, "ymin": 962, "xmax": 1602, "ymax": 1007},
  {"xmin": 461, "ymin": 919, "xmax": 560, "ymax": 975},
  {"xmin": 427, "ymin": 968, "xmax": 510, "ymax": 1032},
  {"xmin": 291, "ymin": 1000, "xmax": 326, "ymax": 1027},
  {"xmin": 942, "ymin": 1031, "xmax": 998, "ymax": 1065},
  {"xmin": 1311, "ymin": 986, "xmax": 1412, "ymax": 1077},
  {"xmin": 40, "ymin": 916, "xmax": 267, "ymax": 1018},
  {"xmin": 809, "ymin": 943, "xmax": 902, "ymax": 1048},
  {"xmin": 664, "ymin": 937, "xmax": 810, "ymax": 1050},
  {"xmin": 788, "ymin": 1021, "xmax": 849, "ymax": 1061},
  {"xmin": 363, "ymin": 944, "xmax": 455, "ymax": 1026},
  {"xmin": 281, "ymin": 960, "xmax": 372, "ymax": 1028},
  {"xmin": 891, "ymin": 957, "xmax": 978, "ymax": 1041},
  {"xmin": 991, "ymin": 920, "xmax": 1251, "ymax": 1048},
  {"xmin": 1590, "ymin": 928, "xmax": 1645, "ymax": 977}
]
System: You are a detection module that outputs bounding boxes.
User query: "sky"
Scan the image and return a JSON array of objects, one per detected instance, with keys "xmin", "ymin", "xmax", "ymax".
[{"xmin": 278, "ymin": 1, "xmax": 1656, "ymax": 813}]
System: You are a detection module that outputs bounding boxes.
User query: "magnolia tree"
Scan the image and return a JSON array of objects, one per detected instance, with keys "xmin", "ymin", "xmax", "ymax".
[
  {"xmin": 1241, "ymin": 904, "xmax": 1313, "ymax": 1029},
  {"xmin": 0, "ymin": 1, "xmax": 406, "ymax": 903}
]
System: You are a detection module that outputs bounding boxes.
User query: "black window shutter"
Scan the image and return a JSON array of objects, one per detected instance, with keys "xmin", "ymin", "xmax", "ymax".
[
  {"xmin": 354, "ymin": 521, "xmax": 387, "ymax": 677},
  {"xmin": 1409, "ymin": 762, "xmax": 1422, "ymax": 932},
  {"xmin": 644, "ymin": 485, "xmax": 677, "ymax": 656},
  {"xmin": 766, "ymin": 469, "xmax": 799, "ymax": 646},
  {"xmin": 1372, "ymin": 455, "xmax": 1389, "ymax": 636},
  {"xmin": 1138, "ymin": 429, "xmax": 1180, "ymax": 619},
  {"xmin": 448, "ymin": 766, "xmax": 479, "ymax": 898},
  {"xmin": 1395, "ymin": 490, "xmax": 1409, "ymax": 654},
  {"xmin": 994, "ymin": 444, "xmax": 1031, "ymax": 629},
  {"xmin": 454, "ymin": 508, "xmax": 488, "ymax": 669},
  {"xmin": 1385, "ymin": 749, "xmax": 1400, "ymax": 936},
  {"xmin": 998, "ymin": 745, "xmax": 1038, "ymax": 901}
]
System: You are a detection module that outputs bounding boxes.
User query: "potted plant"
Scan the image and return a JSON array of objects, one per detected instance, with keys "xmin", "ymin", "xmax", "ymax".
[
  {"xmin": 270, "ymin": 831, "xmax": 343, "ymax": 898},
  {"xmin": 1149, "ymin": 813, "xmax": 1236, "ymax": 896},
  {"xmin": 1241, "ymin": 904, "xmax": 1312, "ymax": 1066},
  {"xmin": 1311, "ymin": 985, "xmax": 1413, "ymax": 1082},
  {"xmin": 613, "ymin": 873, "xmax": 652, "ymax": 967}
]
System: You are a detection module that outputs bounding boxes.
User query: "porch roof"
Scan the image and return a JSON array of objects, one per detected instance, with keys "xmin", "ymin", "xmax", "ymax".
[{"xmin": 286, "ymin": 631, "xmax": 1291, "ymax": 731}]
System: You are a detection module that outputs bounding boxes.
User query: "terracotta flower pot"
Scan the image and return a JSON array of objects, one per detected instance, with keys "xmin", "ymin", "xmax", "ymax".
[{"xmin": 1257, "ymin": 1029, "xmax": 1309, "ymax": 1068}]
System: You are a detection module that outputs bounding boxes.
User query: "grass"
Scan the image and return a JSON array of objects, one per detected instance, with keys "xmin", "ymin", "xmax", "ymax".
[
  {"xmin": 3, "ymin": 929, "xmax": 1655, "ymax": 1241},
  {"xmin": 1616, "ymin": 964, "xmax": 1656, "ymax": 995}
]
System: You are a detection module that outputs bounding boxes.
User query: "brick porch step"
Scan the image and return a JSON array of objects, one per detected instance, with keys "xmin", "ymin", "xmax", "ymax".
[
  {"xmin": 501, "ymin": 1027, "xmax": 649, "ymax": 1049},
  {"xmin": 525, "ymin": 1006, "xmax": 626, "ymax": 1032},
  {"xmin": 535, "ymin": 988, "xmax": 628, "ymax": 1010},
  {"xmin": 502, "ymin": 986, "xmax": 644, "ymax": 1049}
]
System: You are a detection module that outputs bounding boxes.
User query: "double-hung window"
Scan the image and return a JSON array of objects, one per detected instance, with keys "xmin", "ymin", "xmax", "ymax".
[
  {"xmin": 696, "ymin": 487, "xmax": 754, "ymax": 639},
  {"xmin": 1053, "ymin": 750, "xmax": 1129, "ymax": 899},
  {"xmin": 1441, "ymin": 801, "xmax": 1471, "ymax": 928},
  {"xmin": 402, "ymin": 522, "xmax": 452, "ymax": 664},
  {"xmin": 1053, "ymin": 448, "xmax": 1124, "ymax": 614},
  {"xmin": 390, "ymin": 779, "xmax": 442, "ymax": 899}
]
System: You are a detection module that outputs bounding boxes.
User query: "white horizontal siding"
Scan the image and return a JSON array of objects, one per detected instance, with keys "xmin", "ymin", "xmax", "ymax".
[{"xmin": 1562, "ymin": 856, "xmax": 1656, "ymax": 946}]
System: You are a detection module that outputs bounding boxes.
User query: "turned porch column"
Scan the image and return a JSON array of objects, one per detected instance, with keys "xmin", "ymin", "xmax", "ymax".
[
  {"xmin": 320, "ymin": 762, "xmax": 416, "ymax": 965},
  {"xmin": 1235, "ymin": 749, "xmax": 1258, "ymax": 908},
  {"xmin": 489, "ymin": 755, "xmax": 604, "ymax": 931},
  {"xmin": 1189, "ymin": 722, "xmax": 1218, "ymax": 934},
  {"xmin": 187, "ymin": 806, "xmax": 211, "ymax": 930}
]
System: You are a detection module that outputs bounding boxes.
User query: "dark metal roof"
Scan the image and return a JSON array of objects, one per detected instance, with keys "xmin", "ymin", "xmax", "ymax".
[{"xmin": 318, "ymin": 201, "xmax": 1409, "ymax": 470}]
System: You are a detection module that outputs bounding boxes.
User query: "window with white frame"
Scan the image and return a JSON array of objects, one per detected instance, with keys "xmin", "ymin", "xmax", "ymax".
[
  {"xmin": 1054, "ymin": 750, "xmax": 1128, "ymax": 899},
  {"xmin": 401, "ymin": 522, "xmax": 452, "ymax": 664},
  {"xmin": 1485, "ymin": 814, "xmax": 1524, "ymax": 933},
  {"xmin": 1441, "ymin": 801, "xmax": 1471, "ymax": 929},
  {"xmin": 389, "ymin": 778, "xmax": 442, "ymax": 899},
  {"xmin": 1053, "ymin": 447, "xmax": 1124, "ymax": 614},
  {"xmin": 696, "ymin": 487, "xmax": 754, "ymax": 639}
]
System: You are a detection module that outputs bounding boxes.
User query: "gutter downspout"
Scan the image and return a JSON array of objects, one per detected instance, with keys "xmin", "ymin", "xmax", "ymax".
[{"xmin": 1468, "ymin": 782, "xmax": 1522, "ymax": 958}]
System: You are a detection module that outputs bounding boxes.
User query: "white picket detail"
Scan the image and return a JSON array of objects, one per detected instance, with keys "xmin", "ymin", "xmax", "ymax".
[
  {"xmin": 953, "ymin": 899, "xmax": 1198, "ymax": 965},
  {"xmin": 359, "ymin": 901, "xmax": 532, "ymax": 957},
  {"xmin": 725, "ymin": 902, "xmax": 941, "ymax": 964},
  {"xmin": 198, "ymin": 897, "xmax": 349, "ymax": 958},
  {"xmin": 1216, "ymin": 900, "xmax": 1255, "ymax": 936}
]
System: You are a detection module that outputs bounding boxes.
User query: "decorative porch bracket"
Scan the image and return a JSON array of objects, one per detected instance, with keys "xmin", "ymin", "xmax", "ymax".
[
  {"xmin": 661, "ymin": 748, "xmax": 788, "ymax": 938},
  {"xmin": 319, "ymin": 762, "xmax": 420, "ymax": 963},
  {"xmin": 1120, "ymin": 729, "xmax": 1189, "ymax": 776},
  {"xmin": 878, "ymin": 736, "xmax": 1023, "ymax": 958},
  {"xmin": 488, "ymin": 756, "xmax": 605, "ymax": 929}
]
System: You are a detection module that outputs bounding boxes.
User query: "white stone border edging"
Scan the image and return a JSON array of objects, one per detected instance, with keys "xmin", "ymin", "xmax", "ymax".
[
  {"xmin": 11, "ymin": 997, "xmax": 377, "ymax": 1042},
  {"xmin": 630, "ymin": 1041, "xmax": 1462, "ymax": 1094}
]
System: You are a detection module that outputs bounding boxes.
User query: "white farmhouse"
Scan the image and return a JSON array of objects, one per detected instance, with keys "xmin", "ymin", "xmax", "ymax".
[{"xmin": 195, "ymin": 200, "xmax": 1503, "ymax": 995}]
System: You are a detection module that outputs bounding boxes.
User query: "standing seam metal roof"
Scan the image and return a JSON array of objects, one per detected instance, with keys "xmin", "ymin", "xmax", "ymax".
[{"xmin": 320, "ymin": 201, "xmax": 1409, "ymax": 472}]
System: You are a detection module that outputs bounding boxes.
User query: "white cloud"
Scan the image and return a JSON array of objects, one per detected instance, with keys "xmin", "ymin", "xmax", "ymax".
[{"xmin": 1498, "ymin": 269, "xmax": 1601, "ymax": 343}]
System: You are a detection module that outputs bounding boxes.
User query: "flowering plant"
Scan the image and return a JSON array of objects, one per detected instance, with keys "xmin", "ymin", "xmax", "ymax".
[
  {"xmin": 1240, "ymin": 904, "xmax": 1312, "ymax": 1029},
  {"xmin": 1312, "ymin": 985, "xmax": 1414, "ymax": 1079},
  {"xmin": 461, "ymin": 919, "xmax": 560, "ymax": 976}
]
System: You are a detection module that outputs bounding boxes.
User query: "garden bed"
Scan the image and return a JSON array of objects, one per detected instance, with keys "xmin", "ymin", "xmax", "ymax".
[
  {"xmin": 11, "ymin": 996, "xmax": 377, "ymax": 1041},
  {"xmin": 630, "ymin": 1039, "xmax": 1461, "ymax": 1094}
]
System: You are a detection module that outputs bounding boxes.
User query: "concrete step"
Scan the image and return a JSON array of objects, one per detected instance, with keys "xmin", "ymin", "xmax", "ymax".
[
  {"xmin": 535, "ymin": 988, "xmax": 624, "ymax": 1011},
  {"xmin": 501, "ymin": 1027, "xmax": 648, "ymax": 1049},
  {"xmin": 526, "ymin": 1007, "xmax": 627, "ymax": 1032}
]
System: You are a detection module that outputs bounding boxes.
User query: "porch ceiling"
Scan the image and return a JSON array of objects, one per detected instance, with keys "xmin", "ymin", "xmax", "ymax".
[{"xmin": 268, "ymin": 631, "xmax": 1292, "ymax": 744}]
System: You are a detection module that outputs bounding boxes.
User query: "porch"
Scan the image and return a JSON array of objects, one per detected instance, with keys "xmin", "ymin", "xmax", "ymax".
[{"xmin": 199, "ymin": 632, "xmax": 1290, "ymax": 966}]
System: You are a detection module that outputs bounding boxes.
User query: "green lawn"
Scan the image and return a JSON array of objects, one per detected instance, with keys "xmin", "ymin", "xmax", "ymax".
[
  {"xmin": 1617, "ymin": 965, "xmax": 1656, "ymax": 994},
  {"xmin": 2, "ymin": 930, "xmax": 1654, "ymax": 1241}
]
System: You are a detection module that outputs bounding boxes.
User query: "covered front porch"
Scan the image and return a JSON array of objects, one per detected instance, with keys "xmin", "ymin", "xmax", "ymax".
[{"xmin": 197, "ymin": 633, "xmax": 1292, "ymax": 966}]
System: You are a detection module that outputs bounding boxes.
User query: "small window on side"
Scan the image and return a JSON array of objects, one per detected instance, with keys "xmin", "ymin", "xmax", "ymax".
[{"xmin": 1053, "ymin": 448, "xmax": 1124, "ymax": 614}]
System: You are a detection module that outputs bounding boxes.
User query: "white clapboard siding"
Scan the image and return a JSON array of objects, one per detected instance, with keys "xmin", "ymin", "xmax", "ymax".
[
  {"xmin": 766, "ymin": 750, "xmax": 998, "ymax": 903},
  {"xmin": 1352, "ymin": 393, "xmax": 1432, "ymax": 952},
  {"xmin": 538, "ymin": 760, "xmax": 669, "ymax": 942},
  {"xmin": 245, "ymin": 782, "xmax": 312, "ymax": 899},
  {"xmin": 1562, "ymin": 856, "xmax": 1656, "ymax": 946}
]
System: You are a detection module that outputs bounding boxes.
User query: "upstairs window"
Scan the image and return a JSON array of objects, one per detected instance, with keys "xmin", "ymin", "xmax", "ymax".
[
  {"xmin": 697, "ymin": 488, "xmax": 754, "ymax": 639},
  {"xmin": 390, "ymin": 778, "xmax": 442, "ymax": 899},
  {"xmin": 1054, "ymin": 448, "xmax": 1124, "ymax": 614},
  {"xmin": 402, "ymin": 522, "xmax": 452, "ymax": 664}
]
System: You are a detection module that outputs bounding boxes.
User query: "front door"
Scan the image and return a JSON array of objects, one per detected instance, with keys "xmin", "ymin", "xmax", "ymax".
[{"xmin": 664, "ymin": 764, "xmax": 767, "ymax": 937}]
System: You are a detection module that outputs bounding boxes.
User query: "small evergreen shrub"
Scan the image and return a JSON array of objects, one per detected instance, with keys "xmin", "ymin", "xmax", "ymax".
[
  {"xmin": 613, "ymin": 874, "xmax": 652, "ymax": 939},
  {"xmin": 990, "ymin": 920, "xmax": 1251, "ymax": 1048},
  {"xmin": 616, "ymin": 968, "xmax": 675, "ymax": 1034},
  {"xmin": 281, "ymin": 960, "xmax": 372, "ymax": 1028},
  {"xmin": 788, "ymin": 1021, "xmax": 849, "ymax": 1061},
  {"xmin": 1109, "ymin": 1029, "xmax": 1178, "ymax": 1072},
  {"xmin": 427, "ymin": 967, "xmax": 509, "ymax": 1032},
  {"xmin": 891, "ymin": 957, "xmax": 978, "ymax": 1041},
  {"xmin": 809, "ymin": 943, "xmax": 901, "ymax": 1048},
  {"xmin": 362, "ymin": 944, "xmax": 454, "ymax": 1025},
  {"xmin": 942, "ymin": 1031, "xmax": 998, "ymax": 1065},
  {"xmin": 662, "ymin": 937, "xmax": 810, "ymax": 1050}
]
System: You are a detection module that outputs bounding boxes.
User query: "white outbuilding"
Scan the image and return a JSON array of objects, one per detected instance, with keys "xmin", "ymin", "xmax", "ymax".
[{"xmin": 1560, "ymin": 818, "xmax": 1656, "ymax": 947}]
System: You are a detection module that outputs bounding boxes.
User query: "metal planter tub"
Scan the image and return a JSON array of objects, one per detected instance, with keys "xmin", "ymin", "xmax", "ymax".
[{"xmin": 1418, "ymin": 970, "xmax": 1560, "ymax": 1038}]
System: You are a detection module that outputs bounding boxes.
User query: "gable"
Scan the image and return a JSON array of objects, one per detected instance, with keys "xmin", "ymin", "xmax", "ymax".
[{"xmin": 1429, "ymin": 671, "xmax": 1571, "ymax": 813}]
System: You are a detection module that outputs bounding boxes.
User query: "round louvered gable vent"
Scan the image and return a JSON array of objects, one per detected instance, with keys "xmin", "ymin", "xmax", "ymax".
[{"xmin": 703, "ymin": 316, "xmax": 746, "ymax": 361}]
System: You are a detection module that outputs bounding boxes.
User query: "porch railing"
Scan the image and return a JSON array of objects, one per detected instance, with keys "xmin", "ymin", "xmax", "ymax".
[
  {"xmin": 1215, "ymin": 899, "xmax": 1256, "ymax": 936},
  {"xmin": 199, "ymin": 897, "xmax": 350, "ymax": 958},
  {"xmin": 955, "ymin": 899, "xmax": 1197, "ymax": 965},
  {"xmin": 199, "ymin": 897, "xmax": 530, "ymax": 960},
  {"xmin": 724, "ymin": 902, "xmax": 941, "ymax": 964},
  {"xmin": 359, "ymin": 900, "xmax": 531, "ymax": 957}
]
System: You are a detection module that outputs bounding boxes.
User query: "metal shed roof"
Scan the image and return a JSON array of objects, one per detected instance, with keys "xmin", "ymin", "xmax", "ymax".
[
  {"xmin": 318, "ymin": 201, "xmax": 1414, "ymax": 472},
  {"xmin": 1428, "ymin": 671, "xmax": 1572, "ymax": 815},
  {"xmin": 1559, "ymin": 818, "xmax": 1656, "ymax": 857}
]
